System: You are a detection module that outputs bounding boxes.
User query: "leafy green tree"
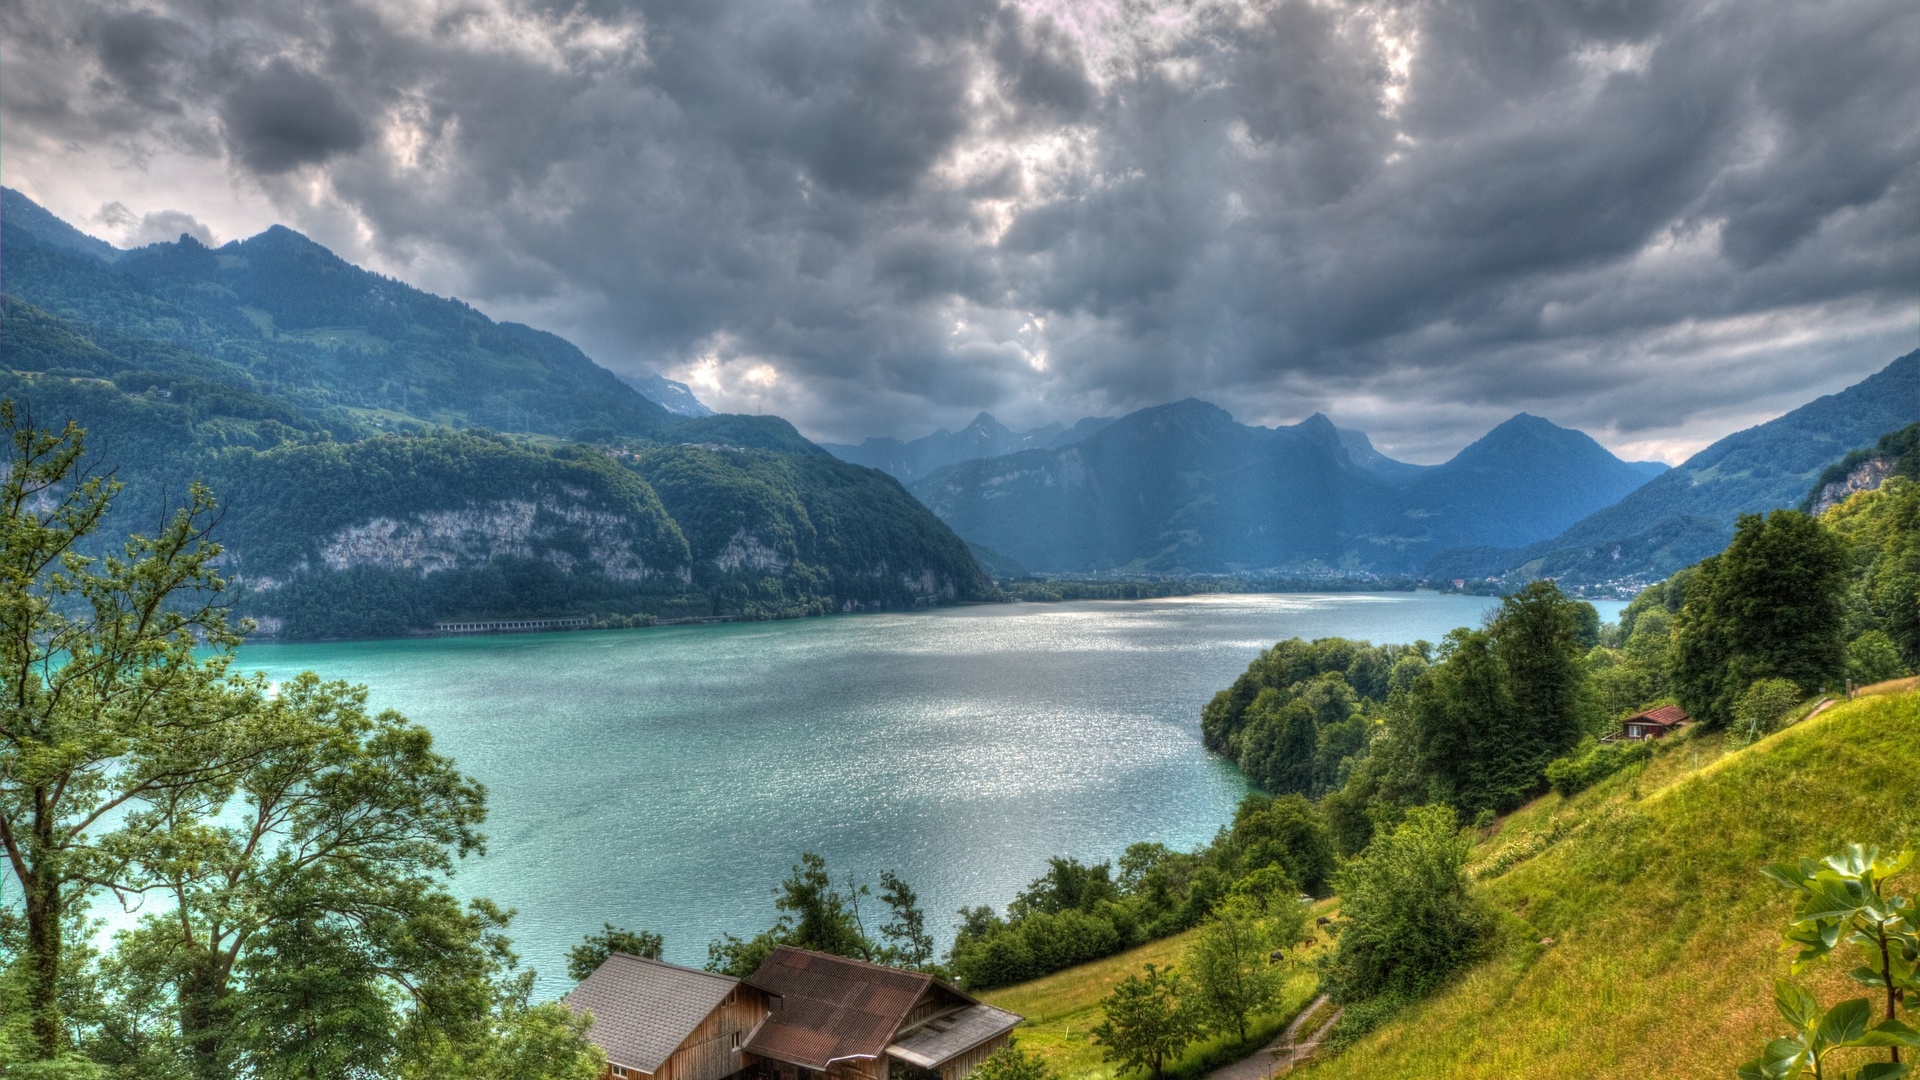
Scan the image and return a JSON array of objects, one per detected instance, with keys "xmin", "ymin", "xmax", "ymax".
[
  {"xmin": 1492, "ymin": 581, "xmax": 1599, "ymax": 751},
  {"xmin": 1010, "ymin": 857, "xmax": 1119, "ymax": 919},
  {"xmin": 1092, "ymin": 964, "xmax": 1200, "ymax": 1080},
  {"xmin": 0, "ymin": 407, "xmax": 263, "ymax": 1060},
  {"xmin": 1237, "ymin": 694, "xmax": 1319, "ymax": 796},
  {"xmin": 708, "ymin": 854, "xmax": 928, "ymax": 977},
  {"xmin": 88, "ymin": 672, "xmax": 493, "ymax": 1079},
  {"xmin": 1321, "ymin": 806, "xmax": 1489, "ymax": 1008},
  {"xmin": 1402, "ymin": 628, "xmax": 1536, "ymax": 814},
  {"xmin": 568, "ymin": 926, "xmax": 665, "ymax": 980},
  {"xmin": 969, "ymin": 1043, "xmax": 1053, "ymax": 1080},
  {"xmin": 1230, "ymin": 794, "xmax": 1335, "ymax": 897},
  {"xmin": 1674, "ymin": 510, "xmax": 1847, "ymax": 728},
  {"xmin": 1185, "ymin": 895, "xmax": 1294, "ymax": 1044},
  {"xmin": 876, "ymin": 871, "xmax": 935, "ymax": 971},
  {"xmin": 1823, "ymin": 477, "xmax": 1920, "ymax": 668}
]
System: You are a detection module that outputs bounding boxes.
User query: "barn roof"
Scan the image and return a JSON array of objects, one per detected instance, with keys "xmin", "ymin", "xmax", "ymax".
[
  {"xmin": 1626, "ymin": 704, "xmax": 1689, "ymax": 727},
  {"xmin": 563, "ymin": 954, "xmax": 742, "ymax": 1073},
  {"xmin": 887, "ymin": 1004, "xmax": 1023, "ymax": 1069},
  {"xmin": 744, "ymin": 948, "xmax": 938, "ymax": 1069}
]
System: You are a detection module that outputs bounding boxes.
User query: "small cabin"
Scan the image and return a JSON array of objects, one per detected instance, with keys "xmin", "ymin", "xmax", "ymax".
[
  {"xmin": 744, "ymin": 947, "xmax": 1021, "ymax": 1080},
  {"xmin": 1619, "ymin": 704, "xmax": 1689, "ymax": 741},
  {"xmin": 564, "ymin": 954, "xmax": 775, "ymax": 1080}
]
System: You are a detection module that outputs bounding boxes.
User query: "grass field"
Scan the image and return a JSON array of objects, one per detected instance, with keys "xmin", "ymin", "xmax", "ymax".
[
  {"xmin": 1296, "ymin": 689, "xmax": 1920, "ymax": 1080},
  {"xmin": 981, "ymin": 908, "xmax": 1334, "ymax": 1080}
]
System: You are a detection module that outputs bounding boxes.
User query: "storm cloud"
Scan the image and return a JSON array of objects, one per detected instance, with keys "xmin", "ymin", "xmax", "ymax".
[{"xmin": 2, "ymin": 0, "xmax": 1914, "ymax": 460}]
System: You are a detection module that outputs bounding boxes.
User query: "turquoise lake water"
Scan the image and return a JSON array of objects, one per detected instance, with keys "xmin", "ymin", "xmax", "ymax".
[{"xmin": 231, "ymin": 592, "xmax": 1623, "ymax": 995}]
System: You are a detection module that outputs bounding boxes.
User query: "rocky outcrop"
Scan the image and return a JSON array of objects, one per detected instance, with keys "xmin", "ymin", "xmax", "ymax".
[
  {"xmin": 311, "ymin": 497, "xmax": 672, "ymax": 582},
  {"xmin": 712, "ymin": 529, "xmax": 790, "ymax": 574},
  {"xmin": 1809, "ymin": 457, "xmax": 1893, "ymax": 516}
]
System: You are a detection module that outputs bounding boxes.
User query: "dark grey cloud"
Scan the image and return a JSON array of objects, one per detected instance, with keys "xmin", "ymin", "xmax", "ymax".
[
  {"xmin": 220, "ymin": 58, "xmax": 366, "ymax": 173},
  {"xmin": 1, "ymin": 0, "xmax": 1914, "ymax": 461}
]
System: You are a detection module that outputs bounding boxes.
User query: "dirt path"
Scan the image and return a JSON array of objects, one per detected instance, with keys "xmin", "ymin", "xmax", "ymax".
[{"xmin": 1201, "ymin": 995, "xmax": 1343, "ymax": 1080}]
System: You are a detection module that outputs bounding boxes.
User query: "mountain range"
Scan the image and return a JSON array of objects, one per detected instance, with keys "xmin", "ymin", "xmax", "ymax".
[
  {"xmin": 1428, "ymin": 350, "xmax": 1920, "ymax": 586},
  {"xmin": 822, "ymin": 412, "xmax": 1115, "ymax": 483},
  {"xmin": 0, "ymin": 186, "xmax": 1899, "ymax": 627},
  {"xmin": 0, "ymin": 190, "xmax": 990, "ymax": 636},
  {"xmin": 908, "ymin": 402, "xmax": 1669, "ymax": 575}
]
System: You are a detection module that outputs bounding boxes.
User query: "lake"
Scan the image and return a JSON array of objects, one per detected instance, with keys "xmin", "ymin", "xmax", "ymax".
[{"xmin": 232, "ymin": 591, "xmax": 1623, "ymax": 995}]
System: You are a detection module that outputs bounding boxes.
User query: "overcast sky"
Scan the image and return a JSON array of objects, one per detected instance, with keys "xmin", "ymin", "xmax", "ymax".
[{"xmin": 3, "ymin": 0, "xmax": 1914, "ymax": 462}]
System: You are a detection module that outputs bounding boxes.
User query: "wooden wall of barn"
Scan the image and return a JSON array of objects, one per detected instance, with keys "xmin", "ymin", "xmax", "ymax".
[{"xmin": 637, "ymin": 986, "xmax": 773, "ymax": 1080}]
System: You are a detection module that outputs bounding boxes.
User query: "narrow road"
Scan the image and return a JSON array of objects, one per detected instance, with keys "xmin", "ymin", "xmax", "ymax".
[{"xmin": 1201, "ymin": 995, "xmax": 1343, "ymax": 1080}]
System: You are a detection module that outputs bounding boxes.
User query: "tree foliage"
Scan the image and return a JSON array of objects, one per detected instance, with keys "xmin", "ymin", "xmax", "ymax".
[
  {"xmin": 0, "ymin": 409, "xmax": 598, "ymax": 1075},
  {"xmin": 567, "ymin": 927, "xmax": 665, "ymax": 981},
  {"xmin": 1674, "ymin": 510, "xmax": 1847, "ymax": 728},
  {"xmin": 1185, "ymin": 894, "xmax": 1299, "ymax": 1045},
  {"xmin": 1091, "ymin": 964, "xmax": 1200, "ymax": 1080},
  {"xmin": 1320, "ymin": 806, "xmax": 1489, "ymax": 1010},
  {"xmin": 705, "ymin": 853, "xmax": 934, "ymax": 978},
  {"xmin": 1742, "ymin": 844, "xmax": 1920, "ymax": 1079}
]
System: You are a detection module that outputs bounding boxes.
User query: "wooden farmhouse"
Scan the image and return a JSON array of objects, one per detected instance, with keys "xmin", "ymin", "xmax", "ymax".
[
  {"xmin": 564, "ymin": 947, "xmax": 1022, "ymax": 1080},
  {"xmin": 563, "ymin": 954, "xmax": 775, "ymax": 1080},
  {"xmin": 1619, "ymin": 704, "xmax": 1689, "ymax": 741}
]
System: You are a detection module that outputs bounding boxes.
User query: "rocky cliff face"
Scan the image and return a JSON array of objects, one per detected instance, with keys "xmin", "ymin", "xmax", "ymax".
[
  {"xmin": 1808, "ymin": 457, "xmax": 1894, "ymax": 515},
  {"xmin": 315, "ymin": 498, "xmax": 675, "ymax": 582}
]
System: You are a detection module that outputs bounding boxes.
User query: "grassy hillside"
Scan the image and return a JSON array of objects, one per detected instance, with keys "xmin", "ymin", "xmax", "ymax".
[
  {"xmin": 1298, "ymin": 687, "xmax": 1920, "ymax": 1080},
  {"xmin": 980, "ymin": 910, "xmax": 1332, "ymax": 1080}
]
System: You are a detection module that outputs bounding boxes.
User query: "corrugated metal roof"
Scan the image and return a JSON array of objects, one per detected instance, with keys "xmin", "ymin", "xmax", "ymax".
[
  {"xmin": 744, "ymin": 947, "xmax": 935, "ymax": 1069},
  {"xmin": 563, "ymin": 954, "xmax": 741, "ymax": 1073},
  {"xmin": 887, "ymin": 1005, "xmax": 1023, "ymax": 1069}
]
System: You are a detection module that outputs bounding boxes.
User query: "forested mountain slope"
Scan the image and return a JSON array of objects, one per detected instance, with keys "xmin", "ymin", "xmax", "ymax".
[
  {"xmin": 1430, "ymin": 351, "xmax": 1920, "ymax": 586},
  {"xmin": 909, "ymin": 402, "xmax": 1662, "ymax": 574},
  {"xmin": 0, "ymin": 194, "xmax": 991, "ymax": 637}
]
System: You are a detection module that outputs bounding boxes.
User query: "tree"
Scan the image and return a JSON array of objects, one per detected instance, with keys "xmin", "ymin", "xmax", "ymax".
[
  {"xmin": 1401, "ymin": 628, "xmax": 1537, "ymax": 814},
  {"xmin": 0, "ymin": 407, "xmax": 265, "ymax": 1060},
  {"xmin": 1185, "ymin": 895, "xmax": 1287, "ymax": 1044},
  {"xmin": 1010, "ymin": 857, "xmax": 1118, "ymax": 919},
  {"xmin": 1491, "ymin": 581, "xmax": 1596, "ymax": 754},
  {"xmin": 969, "ymin": 1043, "xmax": 1053, "ymax": 1080},
  {"xmin": 1237, "ymin": 694, "xmax": 1319, "ymax": 797},
  {"xmin": 87, "ymin": 672, "xmax": 495, "ymax": 1079},
  {"xmin": 1230, "ymin": 793, "xmax": 1335, "ymax": 898},
  {"xmin": 568, "ymin": 926, "xmax": 665, "ymax": 981},
  {"xmin": 1092, "ymin": 964, "xmax": 1200, "ymax": 1080},
  {"xmin": 876, "ymin": 871, "xmax": 935, "ymax": 970},
  {"xmin": 1321, "ymin": 806, "xmax": 1489, "ymax": 1007},
  {"xmin": 706, "ymin": 854, "xmax": 926, "ymax": 977},
  {"xmin": 1674, "ymin": 511, "xmax": 1847, "ymax": 728}
]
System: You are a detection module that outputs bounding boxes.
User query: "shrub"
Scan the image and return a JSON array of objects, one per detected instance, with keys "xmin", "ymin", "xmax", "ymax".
[
  {"xmin": 1319, "ymin": 806, "xmax": 1491, "ymax": 1007},
  {"xmin": 1846, "ymin": 630, "xmax": 1909, "ymax": 686},
  {"xmin": 1731, "ymin": 677, "xmax": 1804, "ymax": 743},
  {"xmin": 1543, "ymin": 737, "xmax": 1653, "ymax": 798}
]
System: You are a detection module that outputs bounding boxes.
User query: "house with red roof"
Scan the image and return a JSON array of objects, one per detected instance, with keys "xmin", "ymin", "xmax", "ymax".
[
  {"xmin": 565, "ymin": 946, "xmax": 1021, "ymax": 1080},
  {"xmin": 1618, "ymin": 704, "xmax": 1689, "ymax": 741}
]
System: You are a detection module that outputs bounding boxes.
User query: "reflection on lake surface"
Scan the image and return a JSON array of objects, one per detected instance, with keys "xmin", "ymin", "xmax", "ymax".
[{"xmin": 234, "ymin": 591, "xmax": 1622, "ymax": 994}]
